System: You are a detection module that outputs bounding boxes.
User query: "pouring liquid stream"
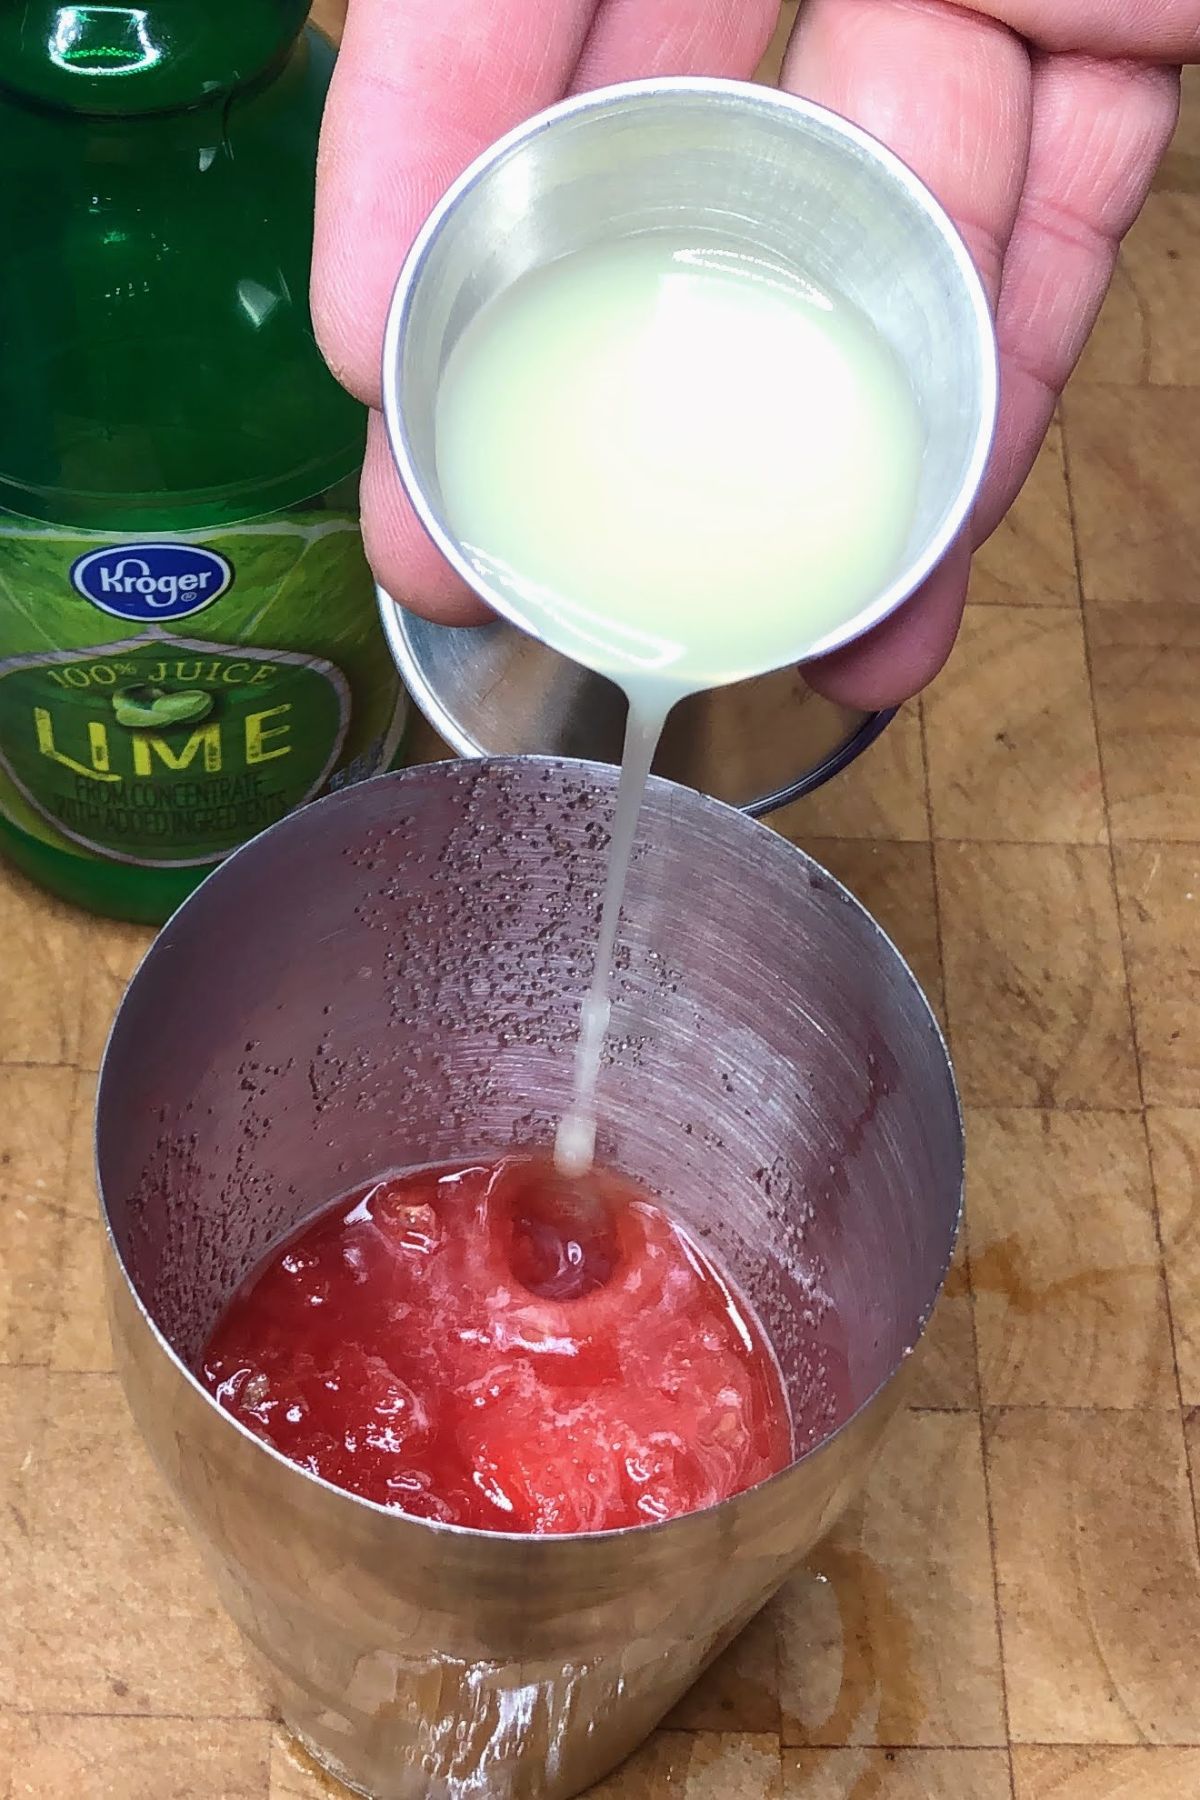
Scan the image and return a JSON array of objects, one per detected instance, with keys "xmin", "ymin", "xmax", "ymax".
[
  {"xmin": 434, "ymin": 229, "xmax": 924, "ymax": 1180},
  {"xmin": 194, "ymin": 236, "xmax": 915, "ymax": 1538},
  {"xmin": 553, "ymin": 695, "xmax": 668, "ymax": 1176}
]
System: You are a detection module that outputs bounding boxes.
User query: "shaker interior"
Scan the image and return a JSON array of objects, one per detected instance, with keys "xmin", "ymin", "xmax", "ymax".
[{"xmin": 98, "ymin": 760, "xmax": 962, "ymax": 1471}]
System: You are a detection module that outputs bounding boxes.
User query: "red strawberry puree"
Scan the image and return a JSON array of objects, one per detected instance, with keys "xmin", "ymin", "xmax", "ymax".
[{"xmin": 201, "ymin": 1157, "xmax": 793, "ymax": 1533}]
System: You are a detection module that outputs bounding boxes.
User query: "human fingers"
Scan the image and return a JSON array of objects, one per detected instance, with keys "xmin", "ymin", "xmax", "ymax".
[
  {"xmin": 347, "ymin": 0, "xmax": 781, "ymax": 622},
  {"xmin": 778, "ymin": 0, "xmax": 1031, "ymax": 704},
  {"xmin": 571, "ymin": 0, "xmax": 776, "ymax": 89},
  {"xmin": 360, "ymin": 413, "xmax": 490, "ymax": 624},
  {"xmin": 931, "ymin": 0, "xmax": 1199, "ymax": 60},
  {"xmin": 780, "ymin": 0, "xmax": 1033, "ymax": 297},
  {"xmin": 972, "ymin": 50, "xmax": 1179, "ymax": 542},
  {"xmin": 801, "ymin": 537, "xmax": 974, "ymax": 710},
  {"xmin": 805, "ymin": 44, "xmax": 1178, "ymax": 706},
  {"xmin": 313, "ymin": 0, "xmax": 599, "ymax": 411}
]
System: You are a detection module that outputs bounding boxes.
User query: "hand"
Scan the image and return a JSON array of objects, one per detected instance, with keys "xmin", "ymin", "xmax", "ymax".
[{"xmin": 313, "ymin": 1, "xmax": 1190, "ymax": 710}]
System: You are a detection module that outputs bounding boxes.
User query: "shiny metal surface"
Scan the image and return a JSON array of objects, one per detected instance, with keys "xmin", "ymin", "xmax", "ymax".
[
  {"xmin": 97, "ymin": 759, "xmax": 963, "ymax": 1800},
  {"xmin": 378, "ymin": 586, "xmax": 897, "ymax": 816},
  {"xmin": 381, "ymin": 78, "xmax": 997, "ymax": 673}
]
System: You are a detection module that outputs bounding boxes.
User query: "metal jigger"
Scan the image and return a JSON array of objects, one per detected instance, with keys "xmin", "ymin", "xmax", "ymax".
[
  {"xmin": 98, "ymin": 760, "xmax": 962, "ymax": 1800},
  {"xmin": 379, "ymin": 77, "xmax": 997, "ymax": 787},
  {"xmin": 378, "ymin": 589, "xmax": 897, "ymax": 816}
]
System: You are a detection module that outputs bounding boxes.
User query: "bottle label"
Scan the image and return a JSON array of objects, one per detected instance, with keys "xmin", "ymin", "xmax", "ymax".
[{"xmin": 0, "ymin": 498, "xmax": 407, "ymax": 868}]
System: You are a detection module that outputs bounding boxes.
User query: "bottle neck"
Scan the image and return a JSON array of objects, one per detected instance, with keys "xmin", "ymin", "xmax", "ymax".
[{"xmin": 0, "ymin": 2, "xmax": 310, "ymax": 115}]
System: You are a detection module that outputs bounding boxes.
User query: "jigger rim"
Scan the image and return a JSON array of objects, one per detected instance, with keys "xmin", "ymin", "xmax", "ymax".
[
  {"xmin": 381, "ymin": 75, "xmax": 999, "ymax": 675},
  {"xmin": 96, "ymin": 756, "xmax": 965, "ymax": 1551},
  {"xmin": 374, "ymin": 582, "xmax": 901, "ymax": 818}
]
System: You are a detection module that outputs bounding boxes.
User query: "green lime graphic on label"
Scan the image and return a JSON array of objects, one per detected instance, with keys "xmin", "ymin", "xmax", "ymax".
[
  {"xmin": 0, "ymin": 507, "xmax": 407, "ymax": 868},
  {"xmin": 0, "ymin": 635, "xmax": 349, "ymax": 865},
  {"xmin": 112, "ymin": 684, "xmax": 214, "ymax": 728}
]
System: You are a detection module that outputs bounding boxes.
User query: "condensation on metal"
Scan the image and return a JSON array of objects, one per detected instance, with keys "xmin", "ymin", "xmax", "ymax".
[{"xmin": 97, "ymin": 757, "xmax": 962, "ymax": 1800}]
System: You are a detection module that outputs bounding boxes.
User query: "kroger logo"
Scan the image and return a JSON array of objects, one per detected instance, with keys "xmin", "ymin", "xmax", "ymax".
[{"xmin": 70, "ymin": 542, "xmax": 233, "ymax": 622}]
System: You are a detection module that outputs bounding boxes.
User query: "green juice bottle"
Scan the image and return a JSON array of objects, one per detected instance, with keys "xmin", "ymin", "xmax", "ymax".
[{"xmin": 0, "ymin": 2, "xmax": 407, "ymax": 923}]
